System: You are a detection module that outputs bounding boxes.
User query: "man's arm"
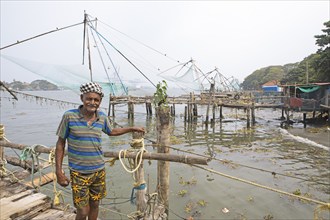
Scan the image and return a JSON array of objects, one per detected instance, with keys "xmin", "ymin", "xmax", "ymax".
[
  {"xmin": 109, "ymin": 127, "xmax": 145, "ymax": 136},
  {"xmin": 55, "ymin": 137, "xmax": 70, "ymax": 187}
]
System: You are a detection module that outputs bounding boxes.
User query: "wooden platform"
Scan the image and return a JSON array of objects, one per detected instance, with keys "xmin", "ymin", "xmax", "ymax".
[{"xmin": 0, "ymin": 177, "xmax": 76, "ymax": 220}]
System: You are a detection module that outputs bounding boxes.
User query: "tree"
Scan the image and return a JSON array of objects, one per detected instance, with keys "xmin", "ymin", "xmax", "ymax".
[{"xmin": 314, "ymin": 20, "xmax": 330, "ymax": 81}]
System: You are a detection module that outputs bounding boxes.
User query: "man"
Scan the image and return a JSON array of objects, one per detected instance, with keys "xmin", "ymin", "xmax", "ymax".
[{"xmin": 55, "ymin": 82, "xmax": 144, "ymax": 220}]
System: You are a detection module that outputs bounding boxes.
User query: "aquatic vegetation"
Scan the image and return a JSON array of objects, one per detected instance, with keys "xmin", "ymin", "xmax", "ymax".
[
  {"xmin": 247, "ymin": 195, "xmax": 254, "ymax": 202},
  {"xmin": 263, "ymin": 214, "xmax": 274, "ymax": 220},
  {"xmin": 170, "ymin": 136, "xmax": 183, "ymax": 145},
  {"xmin": 177, "ymin": 189, "xmax": 188, "ymax": 197},
  {"xmin": 293, "ymin": 188, "xmax": 301, "ymax": 195},
  {"xmin": 184, "ymin": 201, "xmax": 196, "ymax": 213},
  {"xmin": 197, "ymin": 199, "xmax": 207, "ymax": 207},
  {"xmin": 220, "ymin": 159, "xmax": 240, "ymax": 169},
  {"xmin": 307, "ymin": 127, "xmax": 323, "ymax": 133},
  {"xmin": 179, "ymin": 176, "xmax": 197, "ymax": 185}
]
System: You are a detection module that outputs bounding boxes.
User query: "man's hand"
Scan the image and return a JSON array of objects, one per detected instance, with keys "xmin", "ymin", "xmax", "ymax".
[
  {"xmin": 133, "ymin": 127, "xmax": 145, "ymax": 134},
  {"xmin": 56, "ymin": 170, "xmax": 70, "ymax": 187}
]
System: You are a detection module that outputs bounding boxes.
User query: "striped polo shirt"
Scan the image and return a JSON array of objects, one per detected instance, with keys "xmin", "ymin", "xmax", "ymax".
[{"xmin": 56, "ymin": 105, "xmax": 112, "ymax": 174}]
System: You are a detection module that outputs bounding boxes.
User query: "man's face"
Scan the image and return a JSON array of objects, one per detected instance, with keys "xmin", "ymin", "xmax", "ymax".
[{"xmin": 81, "ymin": 92, "xmax": 102, "ymax": 113}]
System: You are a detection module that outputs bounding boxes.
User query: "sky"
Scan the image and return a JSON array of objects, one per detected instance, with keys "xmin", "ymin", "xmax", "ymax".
[{"xmin": 0, "ymin": 0, "xmax": 329, "ymax": 88}]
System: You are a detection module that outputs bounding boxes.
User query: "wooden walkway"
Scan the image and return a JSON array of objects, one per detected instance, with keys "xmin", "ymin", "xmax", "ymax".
[{"xmin": 0, "ymin": 177, "xmax": 76, "ymax": 220}]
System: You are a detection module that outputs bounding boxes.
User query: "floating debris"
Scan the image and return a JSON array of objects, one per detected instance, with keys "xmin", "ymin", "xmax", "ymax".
[{"xmin": 222, "ymin": 207, "xmax": 230, "ymax": 213}]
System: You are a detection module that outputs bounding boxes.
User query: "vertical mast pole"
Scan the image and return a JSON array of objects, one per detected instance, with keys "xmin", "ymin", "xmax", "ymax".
[{"xmin": 82, "ymin": 11, "xmax": 87, "ymax": 65}]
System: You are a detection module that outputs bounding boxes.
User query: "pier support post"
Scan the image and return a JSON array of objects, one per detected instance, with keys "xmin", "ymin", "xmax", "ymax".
[
  {"xmin": 281, "ymin": 108, "xmax": 285, "ymax": 120},
  {"xmin": 303, "ymin": 113, "xmax": 307, "ymax": 128},
  {"xmin": 247, "ymin": 106, "xmax": 251, "ymax": 128},
  {"xmin": 251, "ymin": 102, "xmax": 256, "ymax": 125},
  {"xmin": 211, "ymin": 103, "xmax": 216, "ymax": 125},
  {"xmin": 219, "ymin": 104, "xmax": 223, "ymax": 121},
  {"xmin": 0, "ymin": 124, "xmax": 4, "ymax": 161},
  {"xmin": 205, "ymin": 103, "xmax": 210, "ymax": 125},
  {"xmin": 146, "ymin": 101, "xmax": 152, "ymax": 116},
  {"xmin": 112, "ymin": 103, "xmax": 115, "ymax": 117},
  {"xmin": 286, "ymin": 108, "xmax": 290, "ymax": 125},
  {"xmin": 184, "ymin": 106, "xmax": 187, "ymax": 122},
  {"xmin": 108, "ymin": 94, "xmax": 112, "ymax": 116},
  {"xmin": 170, "ymin": 103, "xmax": 175, "ymax": 116},
  {"xmin": 128, "ymin": 101, "xmax": 134, "ymax": 119}
]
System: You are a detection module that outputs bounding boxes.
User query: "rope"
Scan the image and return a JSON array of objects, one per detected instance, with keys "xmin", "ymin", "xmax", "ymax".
[
  {"xmin": 19, "ymin": 144, "xmax": 41, "ymax": 188},
  {"xmin": 130, "ymin": 183, "xmax": 146, "ymax": 204},
  {"xmin": 192, "ymin": 164, "xmax": 330, "ymax": 208},
  {"xmin": 162, "ymin": 143, "xmax": 330, "ymax": 186},
  {"xmin": 19, "ymin": 144, "xmax": 43, "ymax": 189},
  {"xmin": 118, "ymin": 138, "xmax": 146, "ymax": 173},
  {"xmin": 49, "ymin": 147, "xmax": 64, "ymax": 206},
  {"xmin": 0, "ymin": 158, "xmax": 19, "ymax": 183},
  {"xmin": 89, "ymin": 25, "xmax": 156, "ymax": 88}
]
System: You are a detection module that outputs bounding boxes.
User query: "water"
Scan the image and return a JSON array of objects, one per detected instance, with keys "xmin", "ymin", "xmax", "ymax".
[{"xmin": 1, "ymin": 90, "xmax": 329, "ymax": 219}]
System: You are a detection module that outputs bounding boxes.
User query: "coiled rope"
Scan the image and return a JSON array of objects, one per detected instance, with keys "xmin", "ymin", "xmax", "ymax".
[{"xmin": 118, "ymin": 138, "xmax": 146, "ymax": 173}]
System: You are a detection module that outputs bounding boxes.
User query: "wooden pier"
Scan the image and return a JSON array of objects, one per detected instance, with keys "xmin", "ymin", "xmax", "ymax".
[{"xmin": 0, "ymin": 177, "xmax": 76, "ymax": 220}]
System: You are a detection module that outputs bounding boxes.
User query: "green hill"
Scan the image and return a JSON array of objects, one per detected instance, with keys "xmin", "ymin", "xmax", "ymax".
[{"xmin": 241, "ymin": 21, "xmax": 330, "ymax": 90}]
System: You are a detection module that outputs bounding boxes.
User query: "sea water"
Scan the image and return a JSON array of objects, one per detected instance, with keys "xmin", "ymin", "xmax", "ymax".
[{"xmin": 1, "ymin": 90, "xmax": 329, "ymax": 219}]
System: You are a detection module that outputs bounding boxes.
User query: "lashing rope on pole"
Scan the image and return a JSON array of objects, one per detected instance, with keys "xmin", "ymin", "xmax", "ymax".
[
  {"xmin": 19, "ymin": 144, "xmax": 44, "ymax": 189},
  {"xmin": 0, "ymin": 158, "xmax": 19, "ymax": 183},
  {"xmin": 117, "ymin": 137, "xmax": 148, "ymax": 206}
]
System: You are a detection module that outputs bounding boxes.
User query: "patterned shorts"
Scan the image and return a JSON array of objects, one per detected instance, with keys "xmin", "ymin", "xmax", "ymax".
[{"xmin": 70, "ymin": 169, "xmax": 107, "ymax": 208}]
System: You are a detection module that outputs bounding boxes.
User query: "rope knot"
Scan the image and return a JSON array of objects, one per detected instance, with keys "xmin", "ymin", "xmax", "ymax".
[{"xmin": 130, "ymin": 138, "xmax": 144, "ymax": 149}]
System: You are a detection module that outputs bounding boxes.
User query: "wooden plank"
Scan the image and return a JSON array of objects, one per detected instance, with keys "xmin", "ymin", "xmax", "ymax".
[
  {"xmin": 15, "ymin": 200, "xmax": 51, "ymax": 220},
  {"xmin": 0, "ymin": 180, "xmax": 30, "ymax": 199},
  {"xmin": 25, "ymin": 171, "xmax": 56, "ymax": 188},
  {"xmin": 0, "ymin": 189, "xmax": 34, "ymax": 205},
  {"xmin": 0, "ymin": 190, "xmax": 49, "ymax": 219},
  {"xmin": 57, "ymin": 213, "xmax": 77, "ymax": 220},
  {"xmin": 32, "ymin": 209, "xmax": 65, "ymax": 220}
]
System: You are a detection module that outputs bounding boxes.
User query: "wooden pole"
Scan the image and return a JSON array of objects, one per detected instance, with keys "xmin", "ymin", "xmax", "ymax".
[
  {"xmin": 193, "ymin": 103, "xmax": 198, "ymax": 120},
  {"xmin": 219, "ymin": 104, "xmax": 223, "ymax": 121},
  {"xmin": 128, "ymin": 101, "xmax": 134, "ymax": 119},
  {"xmin": 205, "ymin": 102, "xmax": 210, "ymax": 125},
  {"xmin": 132, "ymin": 132, "xmax": 147, "ymax": 213},
  {"xmin": 156, "ymin": 106, "xmax": 170, "ymax": 217},
  {"xmin": 286, "ymin": 107, "xmax": 290, "ymax": 125},
  {"xmin": 0, "ymin": 141, "xmax": 209, "ymax": 165},
  {"xmin": 251, "ymin": 102, "xmax": 256, "ymax": 125},
  {"xmin": 246, "ymin": 106, "xmax": 251, "ymax": 128},
  {"xmin": 108, "ymin": 94, "xmax": 112, "ymax": 116},
  {"xmin": 184, "ymin": 106, "xmax": 187, "ymax": 122},
  {"xmin": 112, "ymin": 103, "xmax": 115, "ymax": 117},
  {"xmin": 212, "ymin": 103, "xmax": 216, "ymax": 125},
  {"xmin": 0, "ymin": 124, "xmax": 4, "ymax": 161}
]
